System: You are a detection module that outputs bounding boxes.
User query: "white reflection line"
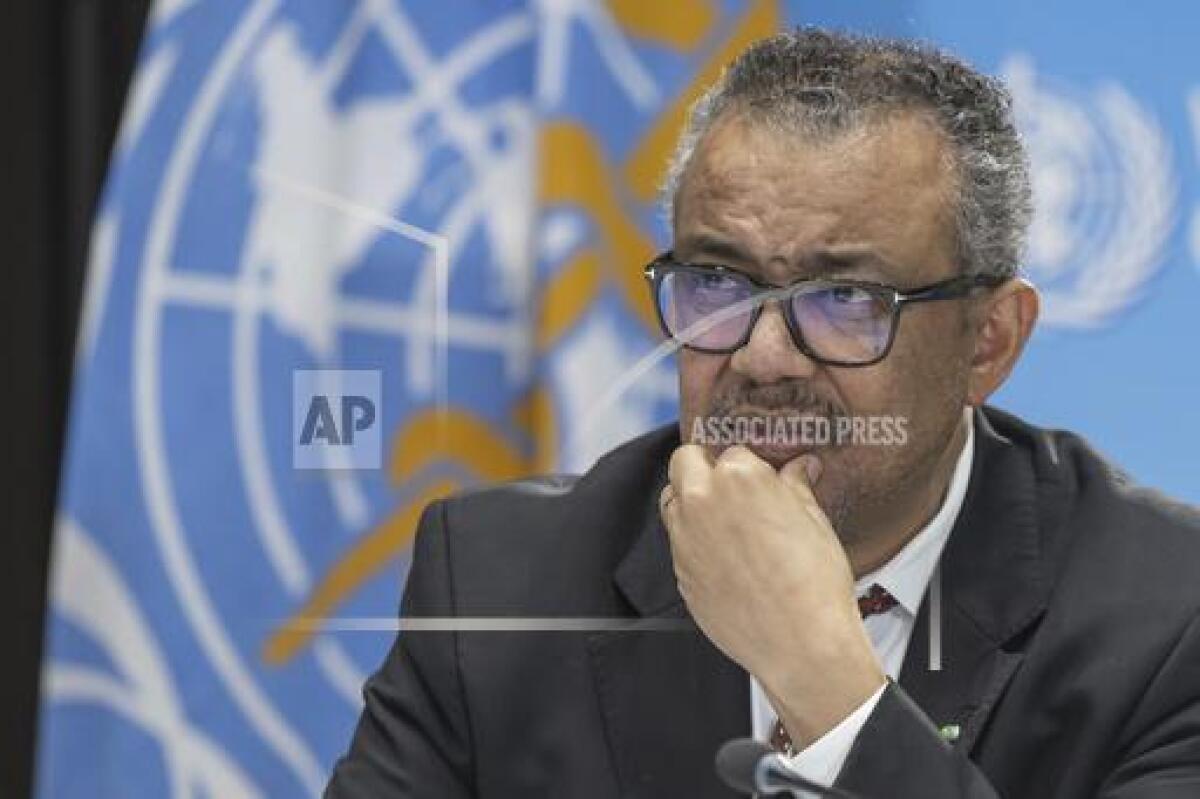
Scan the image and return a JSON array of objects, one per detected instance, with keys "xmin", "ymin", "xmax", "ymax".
[
  {"xmin": 281, "ymin": 617, "xmax": 696, "ymax": 632},
  {"xmin": 570, "ymin": 290, "xmax": 777, "ymax": 454}
]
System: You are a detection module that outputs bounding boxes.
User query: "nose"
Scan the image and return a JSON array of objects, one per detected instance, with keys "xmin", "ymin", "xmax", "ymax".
[{"xmin": 729, "ymin": 301, "xmax": 819, "ymax": 383}]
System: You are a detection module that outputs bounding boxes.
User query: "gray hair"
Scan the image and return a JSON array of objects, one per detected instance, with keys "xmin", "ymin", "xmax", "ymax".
[{"xmin": 662, "ymin": 28, "xmax": 1033, "ymax": 279}]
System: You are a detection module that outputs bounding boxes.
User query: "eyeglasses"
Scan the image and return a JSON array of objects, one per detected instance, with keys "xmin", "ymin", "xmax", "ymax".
[{"xmin": 644, "ymin": 251, "xmax": 1005, "ymax": 367}]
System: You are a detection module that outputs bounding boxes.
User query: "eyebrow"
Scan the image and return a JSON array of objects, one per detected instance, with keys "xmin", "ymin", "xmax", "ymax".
[
  {"xmin": 674, "ymin": 232, "xmax": 900, "ymax": 283},
  {"xmin": 674, "ymin": 233, "xmax": 755, "ymax": 267}
]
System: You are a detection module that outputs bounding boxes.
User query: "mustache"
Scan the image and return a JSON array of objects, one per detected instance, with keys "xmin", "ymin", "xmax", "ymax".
[{"xmin": 706, "ymin": 381, "xmax": 846, "ymax": 420}]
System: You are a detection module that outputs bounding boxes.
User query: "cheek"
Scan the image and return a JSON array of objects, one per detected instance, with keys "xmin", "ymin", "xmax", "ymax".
[
  {"xmin": 899, "ymin": 310, "xmax": 972, "ymax": 400},
  {"xmin": 825, "ymin": 312, "xmax": 968, "ymax": 420},
  {"xmin": 859, "ymin": 312, "xmax": 971, "ymax": 439},
  {"xmin": 824, "ymin": 368, "xmax": 894, "ymax": 417},
  {"xmin": 677, "ymin": 350, "xmax": 726, "ymax": 425}
]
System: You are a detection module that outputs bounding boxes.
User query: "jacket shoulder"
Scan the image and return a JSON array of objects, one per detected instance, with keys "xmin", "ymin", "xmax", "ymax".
[
  {"xmin": 420, "ymin": 424, "xmax": 679, "ymax": 613},
  {"xmin": 441, "ymin": 422, "xmax": 678, "ymax": 520},
  {"xmin": 985, "ymin": 406, "xmax": 1200, "ymax": 608}
]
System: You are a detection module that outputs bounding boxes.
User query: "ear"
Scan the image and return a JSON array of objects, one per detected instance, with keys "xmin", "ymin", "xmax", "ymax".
[{"xmin": 966, "ymin": 277, "xmax": 1039, "ymax": 406}]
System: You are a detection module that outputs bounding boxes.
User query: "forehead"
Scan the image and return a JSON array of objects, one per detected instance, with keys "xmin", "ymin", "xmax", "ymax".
[{"xmin": 673, "ymin": 111, "xmax": 958, "ymax": 282}]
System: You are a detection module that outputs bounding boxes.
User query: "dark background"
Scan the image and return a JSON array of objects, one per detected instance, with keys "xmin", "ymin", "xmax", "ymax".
[{"xmin": 2, "ymin": 1, "xmax": 151, "ymax": 794}]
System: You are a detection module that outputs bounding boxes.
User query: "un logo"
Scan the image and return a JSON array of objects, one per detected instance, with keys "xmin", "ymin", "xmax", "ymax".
[{"xmin": 1004, "ymin": 54, "xmax": 1177, "ymax": 327}]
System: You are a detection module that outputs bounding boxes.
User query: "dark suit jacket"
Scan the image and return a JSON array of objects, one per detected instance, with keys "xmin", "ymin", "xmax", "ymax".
[{"xmin": 326, "ymin": 406, "xmax": 1200, "ymax": 798}]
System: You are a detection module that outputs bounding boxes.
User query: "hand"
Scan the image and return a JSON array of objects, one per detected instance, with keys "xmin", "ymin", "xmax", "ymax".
[{"xmin": 660, "ymin": 444, "xmax": 886, "ymax": 747}]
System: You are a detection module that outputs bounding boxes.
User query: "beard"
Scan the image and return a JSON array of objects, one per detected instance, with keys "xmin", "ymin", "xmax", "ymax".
[
  {"xmin": 695, "ymin": 378, "xmax": 937, "ymax": 543},
  {"xmin": 700, "ymin": 379, "xmax": 860, "ymax": 533},
  {"xmin": 705, "ymin": 380, "xmax": 846, "ymax": 423}
]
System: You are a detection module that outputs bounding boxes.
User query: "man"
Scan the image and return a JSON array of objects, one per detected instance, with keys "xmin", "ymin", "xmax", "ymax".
[{"xmin": 327, "ymin": 29, "xmax": 1200, "ymax": 798}]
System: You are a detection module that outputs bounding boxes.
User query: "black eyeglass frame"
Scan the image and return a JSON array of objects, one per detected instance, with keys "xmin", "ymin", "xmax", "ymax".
[{"xmin": 643, "ymin": 251, "xmax": 1007, "ymax": 367}]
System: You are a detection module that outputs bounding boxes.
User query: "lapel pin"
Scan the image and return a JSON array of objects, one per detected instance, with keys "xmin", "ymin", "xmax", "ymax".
[{"xmin": 938, "ymin": 723, "xmax": 961, "ymax": 743}]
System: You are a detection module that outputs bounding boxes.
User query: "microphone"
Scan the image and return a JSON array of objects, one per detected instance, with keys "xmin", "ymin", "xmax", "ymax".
[{"xmin": 715, "ymin": 738, "xmax": 859, "ymax": 798}]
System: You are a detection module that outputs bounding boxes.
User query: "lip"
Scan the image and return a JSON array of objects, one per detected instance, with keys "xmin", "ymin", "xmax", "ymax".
[
  {"xmin": 720, "ymin": 408, "xmax": 839, "ymax": 434},
  {"xmin": 714, "ymin": 440, "xmax": 820, "ymax": 470}
]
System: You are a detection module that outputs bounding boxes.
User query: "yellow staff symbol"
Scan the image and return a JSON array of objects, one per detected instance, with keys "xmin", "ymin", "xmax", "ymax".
[{"xmin": 264, "ymin": 0, "xmax": 778, "ymax": 667}]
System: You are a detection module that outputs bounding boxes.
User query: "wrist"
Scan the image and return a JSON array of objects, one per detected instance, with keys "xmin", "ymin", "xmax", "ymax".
[
  {"xmin": 760, "ymin": 622, "xmax": 886, "ymax": 749},
  {"xmin": 774, "ymin": 667, "xmax": 886, "ymax": 750}
]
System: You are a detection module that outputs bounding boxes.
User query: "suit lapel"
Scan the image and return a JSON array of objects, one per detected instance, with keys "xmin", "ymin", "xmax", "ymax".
[
  {"xmin": 898, "ymin": 408, "xmax": 1051, "ymax": 753},
  {"xmin": 588, "ymin": 442, "xmax": 750, "ymax": 798},
  {"xmin": 898, "ymin": 586, "xmax": 1029, "ymax": 752}
]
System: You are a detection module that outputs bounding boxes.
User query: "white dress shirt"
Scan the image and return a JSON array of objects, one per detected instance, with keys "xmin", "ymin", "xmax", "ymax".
[{"xmin": 749, "ymin": 409, "xmax": 976, "ymax": 789}]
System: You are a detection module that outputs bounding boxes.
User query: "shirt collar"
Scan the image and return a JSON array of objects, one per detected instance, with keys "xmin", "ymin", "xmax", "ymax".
[{"xmin": 854, "ymin": 408, "xmax": 975, "ymax": 617}]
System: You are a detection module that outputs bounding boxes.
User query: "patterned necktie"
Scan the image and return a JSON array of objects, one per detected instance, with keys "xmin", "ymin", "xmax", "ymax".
[{"xmin": 767, "ymin": 583, "xmax": 898, "ymax": 756}]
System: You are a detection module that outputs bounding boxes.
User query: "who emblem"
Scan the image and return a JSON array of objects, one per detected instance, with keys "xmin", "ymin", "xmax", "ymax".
[{"xmin": 48, "ymin": 3, "xmax": 536, "ymax": 796}]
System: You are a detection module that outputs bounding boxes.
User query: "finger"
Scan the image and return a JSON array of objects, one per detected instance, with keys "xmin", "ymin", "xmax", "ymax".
[
  {"xmin": 659, "ymin": 483, "xmax": 684, "ymax": 540},
  {"xmin": 712, "ymin": 446, "xmax": 775, "ymax": 491},
  {"xmin": 657, "ymin": 479, "xmax": 686, "ymax": 559},
  {"xmin": 668, "ymin": 443, "xmax": 710, "ymax": 495},
  {"xmin": 658, "ymin": 483, "xmax": 676, "ymax": 517},
  {"xmin": 715, "ymin": 443, "xmax": 770, "ymax": 470},
  {"xmin": 779, "ymin": 453, "xmax": 822, "ymax": 495}
]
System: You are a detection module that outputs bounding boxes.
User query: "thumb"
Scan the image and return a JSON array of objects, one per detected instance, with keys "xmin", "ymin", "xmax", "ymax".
[{"xmin": 780, "ymin": 453, "xmax": 822, "ymax": 489}]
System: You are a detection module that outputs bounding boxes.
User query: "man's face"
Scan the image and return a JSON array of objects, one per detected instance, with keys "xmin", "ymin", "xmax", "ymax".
[{"xmin": 672, "ymin": 110, "xmax": 976, "ymax": 540}]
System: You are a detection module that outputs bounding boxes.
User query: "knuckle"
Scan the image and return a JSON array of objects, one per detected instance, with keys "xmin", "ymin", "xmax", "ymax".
[
  {"xmin": 716, "ymin": 446, "xmax": 768, "ymax": 478},
  {"xmin": 670, "ymin": 443, "xmax": 701, "ymax": 470}
]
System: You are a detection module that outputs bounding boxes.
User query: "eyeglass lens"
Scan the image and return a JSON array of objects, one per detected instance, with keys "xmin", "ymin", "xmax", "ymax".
[{"xmin": 658, "ymin": 268, "xmax": 894, "ymax": 363}]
